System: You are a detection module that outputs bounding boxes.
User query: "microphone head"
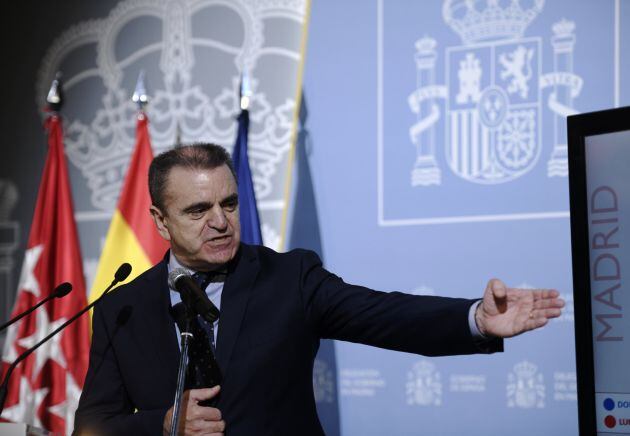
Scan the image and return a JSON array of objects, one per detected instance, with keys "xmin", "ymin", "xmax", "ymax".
[
  {"xmin": 115, "ymin": 263, "xmax": 133, "ymax": 283},
  {"xmin": 53, "ymin": 282, "xmax": 72, "ymax": 298},
  {"xmin": 168, "ymin": 268, "xmax": 190, "ymax": 290}
]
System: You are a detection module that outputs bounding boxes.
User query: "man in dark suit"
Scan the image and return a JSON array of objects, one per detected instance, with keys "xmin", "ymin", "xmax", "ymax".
[{"xmin": 74, "ymin": 144, "xmax": 564, "ymax": 435}]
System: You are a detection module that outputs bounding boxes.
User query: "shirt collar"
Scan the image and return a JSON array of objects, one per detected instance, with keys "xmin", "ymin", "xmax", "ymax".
[{"xmin": 167, "ymin": 251, "xmax": 195, "ymax": 278}]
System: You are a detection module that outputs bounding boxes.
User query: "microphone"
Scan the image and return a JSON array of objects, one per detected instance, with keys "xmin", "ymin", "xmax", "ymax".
[
  {"xmin": 168, "ymin": 268, "xmax": 220, "ymax": 323},
  {"xmin": 0, "ymin": 263, "xmax": 132, "ymax": 413},
  {"xmin": 115, "ymin": 262, "xmax": 132, "ymax": 283},
  {"xmin": 0, "ymin": 282, "xmax": 72, "ymax": 333}
]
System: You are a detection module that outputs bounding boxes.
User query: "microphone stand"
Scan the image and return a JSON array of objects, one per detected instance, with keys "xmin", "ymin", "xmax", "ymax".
[
  {"xmin": 0, "ymin": 264, "xmax": 131, "ymax": 413},
  {"xmin": 168, "ymin": 279, "xmax": 222, "ymax": 435},
  {"xmin": 0, "ymin": 282, "xmax": 72, "ymax": 333},
  {"xmin": 170, "ymin": 303, "xmax": 195, "ymax": 436}
]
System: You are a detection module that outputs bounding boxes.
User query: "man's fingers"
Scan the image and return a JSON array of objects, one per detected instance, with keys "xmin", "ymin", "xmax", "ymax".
[
  {"xmin": 212, "ymin": 420, "xmax": 226, "ymax": 432},
  {"xmin": 180, "ymin": 386, "xmax": 224, "ymax": 435},
  {"xmin": 531, "ymin": 288, "xmax": 561, "ymax": 300},
  {"xmin": 547, "ymin": 289, "xmax": 560, "ymax": 298},
  {"xmin": 190, "ymin": 405, "xmax": 222, "ymax": 421},
  {"xmin": 538, "ymin": 308, "xmax": 563, "ymax": 319},
  {"xmin": 528, "ymin": 307, "xmax": 562, "ymax": 323},
  {"xmin": 528, "ymin": 317, "xmax": 549, "ymax": 330},
  {"xmin": 190, "ymin": 385, "xmax": 221, "ymax": 402},
  {"xmin": 186, "ymin": 418, "xmax": 226, "ymax": 433},
  {"xmin": 533, "ymin": 297, "xmax": 565, "ymax": 310}
]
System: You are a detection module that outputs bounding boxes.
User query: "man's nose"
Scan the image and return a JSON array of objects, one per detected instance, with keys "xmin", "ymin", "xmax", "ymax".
[{"xmin": 206, "ymin": 206, "xmax": 228, "ymax": 230}]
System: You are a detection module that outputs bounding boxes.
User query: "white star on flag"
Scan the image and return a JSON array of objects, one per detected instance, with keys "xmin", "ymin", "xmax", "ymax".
[
  {"xmin": 17, "ymin": 245, "xmax": 44, "ymax": 298},
  {"xmin": 2, "ymin": 323, "xmax": 19, "ymax": 363},
  {"xmin": 48, "ymin": 371, "xmax": 82, "ymax": 434},
  {"xmin": 0, "ymin": 376, "xmax": 49, "ymax": 429},
  {"xmin": 1, "ymin": 102, "xmax": 91, "ymax": 436},
  {"xmin": 16, "ymin": 309, "xmax": 68, "ymax": 378}
]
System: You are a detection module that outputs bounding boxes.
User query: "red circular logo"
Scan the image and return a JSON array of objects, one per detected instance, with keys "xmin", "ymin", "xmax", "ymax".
[{"xmin": 605, "ymin": 415, "xmax": 617, "ymax": 428}]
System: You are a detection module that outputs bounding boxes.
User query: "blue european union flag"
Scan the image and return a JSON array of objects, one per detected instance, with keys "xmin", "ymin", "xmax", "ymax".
[{"xmin": 232, "ymin": 109, "xmax": 262, "ymax": 245}]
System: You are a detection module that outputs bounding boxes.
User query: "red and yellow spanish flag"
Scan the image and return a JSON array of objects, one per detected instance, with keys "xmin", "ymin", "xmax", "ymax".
[{"xmin": 89, "ymin": 112, "xmax": 168, "ymax": 303}]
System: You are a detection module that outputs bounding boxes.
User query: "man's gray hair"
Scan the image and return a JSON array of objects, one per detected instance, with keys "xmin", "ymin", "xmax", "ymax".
[{"xmin": 148, "ymin": 143, "xmax": 236, "ymax": 211}]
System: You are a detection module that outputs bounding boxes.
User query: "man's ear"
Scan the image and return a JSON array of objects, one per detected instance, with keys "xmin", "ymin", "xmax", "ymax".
[{"xmin": 150, "ymin": 205, "xmax": 171, "ymax": 241}]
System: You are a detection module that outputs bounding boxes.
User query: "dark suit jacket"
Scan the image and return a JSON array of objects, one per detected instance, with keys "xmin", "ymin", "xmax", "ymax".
[{"xmin": 75, "ymin": 244, "xmax": 501, "ymax": 435}]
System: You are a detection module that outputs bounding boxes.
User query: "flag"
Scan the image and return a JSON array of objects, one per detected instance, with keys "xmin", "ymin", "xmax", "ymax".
[
  {"xmin": 232, "ymin": 109, "xmax": 262, "ymax": 244},
  {"xmin": 0, "ymin": 113, "xmax": 90, "ymax": 434},
  {"xmin": 89, "ymin": 112, "xmax": 168, "ymax": 303}
]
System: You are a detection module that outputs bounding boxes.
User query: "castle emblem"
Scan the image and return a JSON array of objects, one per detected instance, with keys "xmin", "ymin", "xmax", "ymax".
[
  {"xmin": 408, "ymin": 0, "xmax": 582, "ymax": 186},
  {"xmin": 406, "ymin": 360, "xmax": 442, "ymax": 406},
  {"xmin": 507, "ymin": 360, "xmax": 546, "ymax": 408}
]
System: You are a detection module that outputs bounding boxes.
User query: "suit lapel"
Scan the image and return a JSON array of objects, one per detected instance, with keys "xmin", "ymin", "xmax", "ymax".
[
  {"xmin": 137, "ymin": 260, "xmax": 180, "ymax": 390},
  {"xmin": 215, "ymin": 244, "xmax": 259, "ymax": 377}
]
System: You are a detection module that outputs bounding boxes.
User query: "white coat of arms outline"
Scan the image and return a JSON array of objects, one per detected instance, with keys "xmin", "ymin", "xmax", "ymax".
[{"xmin": 407, "ymin": 0, "xmax": 583, "ymax": 187}]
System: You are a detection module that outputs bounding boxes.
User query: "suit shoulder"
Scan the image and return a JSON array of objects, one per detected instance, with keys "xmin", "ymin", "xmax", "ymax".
[
  {"xmin": 245, "ymin": 244, "xmax": 321, "ymax": 263},
  {"xmin": 98, "ymin": 261, "xmax": 166, "ymax": 311}
]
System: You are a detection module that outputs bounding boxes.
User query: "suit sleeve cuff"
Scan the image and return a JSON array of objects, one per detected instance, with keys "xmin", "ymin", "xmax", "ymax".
[{"xmin": 468, "ymin": 300, "xmax": 487, "ymax": 339}]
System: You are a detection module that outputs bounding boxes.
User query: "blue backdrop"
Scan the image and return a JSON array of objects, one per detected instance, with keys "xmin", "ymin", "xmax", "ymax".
[{"xmin": 301, "ymin": 1, "xmax": 630, "ymax": 434}]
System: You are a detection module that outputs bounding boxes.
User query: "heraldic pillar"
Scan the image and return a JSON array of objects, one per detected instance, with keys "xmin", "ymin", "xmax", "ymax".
[
  {"xmin": 411, "ymin": 37, "xmax": 441, "ymax": 186},
  {"xmin": 547, "ymin": 19, "xmax": 576, "ymax": 177}
]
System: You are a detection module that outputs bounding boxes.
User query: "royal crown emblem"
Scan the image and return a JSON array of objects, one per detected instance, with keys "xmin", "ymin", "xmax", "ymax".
[
  {"xmin": 507, "ymin": 360, "xmax": 546, "ymax": 408},
  {"xmin": 312, "ymin": 359, "xmax": 335, "ymax": 404},
  {"xmin": 36, "ymin": 0, "xmax": 307, "ymax": 249},
  {"xmin": 408, "ymin": 0, "xmax": 582, "ymax": 186},
  {"xmin": 443, "ymin": 0, "xmax": 544, "ymax": 44},
  {"xmin": 406, "ymin": 360, "xmax": 442, "ymax": 406}
]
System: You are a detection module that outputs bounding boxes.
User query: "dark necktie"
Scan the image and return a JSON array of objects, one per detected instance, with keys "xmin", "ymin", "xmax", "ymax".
[
  {"xmin": 183, "ymin": 272, "xmax": 222, "ymax": 395},
  {"xmin": 192, "ymin": 272, "xmax": 217, "ymax": 352}
]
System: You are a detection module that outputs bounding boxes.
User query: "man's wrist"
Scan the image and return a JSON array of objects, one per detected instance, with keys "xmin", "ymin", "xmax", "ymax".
[{"xmin": 474, "ymin": 301, "xmax": 487, "ymax": 337}]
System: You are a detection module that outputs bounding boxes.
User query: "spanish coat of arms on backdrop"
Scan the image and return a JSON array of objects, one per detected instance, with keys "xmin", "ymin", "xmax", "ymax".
[{"xmin": 407, "ymin": 0, "xmax": 582, "ymax": 187}]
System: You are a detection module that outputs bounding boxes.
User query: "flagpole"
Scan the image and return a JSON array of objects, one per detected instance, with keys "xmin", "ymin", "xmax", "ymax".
[
  {"xmin": 0, "ymin": 73, "xmax": 91, "ymax": 434},
  {"xmin": 88, "ymin": 71, "xmax": 168, "ymax": 306},
  {"xmin": 232, "ymin": 70, "xmax": 263, "ymax": 245},
  {"xmin": 132, "ymin": 69, "xmax": 149, "ymax": 114}
]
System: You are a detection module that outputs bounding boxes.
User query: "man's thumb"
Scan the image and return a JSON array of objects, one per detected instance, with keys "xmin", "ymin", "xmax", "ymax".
[
  {"xmin": 192, "ymin": 385, "xmax": 221, "ymax": 401},
  {"xmin": 489, "ymin": 279, "xmax": 507, "ymax": 299}
]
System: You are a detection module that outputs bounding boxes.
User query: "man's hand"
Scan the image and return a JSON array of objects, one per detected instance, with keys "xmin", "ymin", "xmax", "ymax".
[
  {"xmin": 475, "ymin": 279, "xmax": 565, "ymax": 338},
  {"xmin": 163, "ymin": 386, "xmax": 224, "ymax": 436}
]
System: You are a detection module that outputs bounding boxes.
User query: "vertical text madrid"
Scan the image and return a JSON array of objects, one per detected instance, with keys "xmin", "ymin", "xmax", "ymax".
[{"xmin": 591, "ymin": 186, "xmax": 624, "ymax": 342}]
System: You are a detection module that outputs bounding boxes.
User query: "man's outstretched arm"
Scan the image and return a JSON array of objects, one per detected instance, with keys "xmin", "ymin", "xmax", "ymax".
[{"xmin": 298, "ymin": 250, "xmax": 501, "ymax": 356}]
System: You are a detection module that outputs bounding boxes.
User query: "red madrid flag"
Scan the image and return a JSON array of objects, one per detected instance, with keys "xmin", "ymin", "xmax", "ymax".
[{"xmin": 0, "ymin": 113, "xmax": 90, "ymax": 434}]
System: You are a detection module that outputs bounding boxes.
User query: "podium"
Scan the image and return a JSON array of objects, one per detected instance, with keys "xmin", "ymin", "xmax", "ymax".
[{"xmin": 568, "ymin": 106, "xmax": 630, "ymax": 435}]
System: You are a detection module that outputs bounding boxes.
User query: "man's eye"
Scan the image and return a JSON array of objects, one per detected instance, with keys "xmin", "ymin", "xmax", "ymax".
[
  {"xmin": 223, "ymin": 201, "xmax": 237, "ymax": 211},
  {"xmin": 189, "ymin": 210, "xmax": 205, "ymax": 219}
]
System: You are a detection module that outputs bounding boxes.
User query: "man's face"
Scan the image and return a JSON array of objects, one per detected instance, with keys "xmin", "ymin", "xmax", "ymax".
[{"xmin": 150, "ymin": 164, "xmax": 241, "ymax": 270}]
